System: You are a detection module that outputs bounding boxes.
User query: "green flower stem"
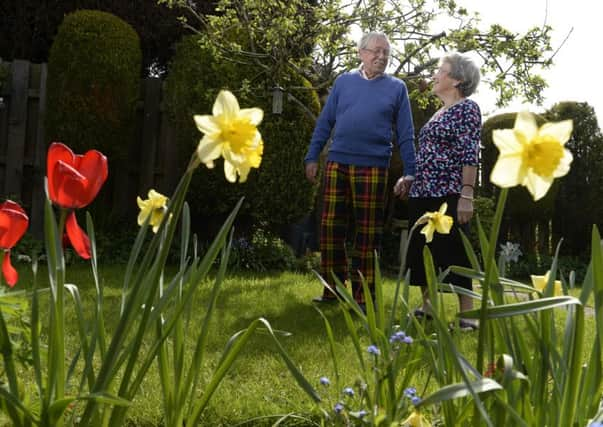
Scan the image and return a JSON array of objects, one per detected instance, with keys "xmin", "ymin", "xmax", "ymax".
[
  {"xmin": 44, "ymin": 208, "xmax": 68, "ymax": 426},
  {"xmin": 476, "ymin": 188, "xmax": 508, "ymax": 371},
  {"xmin": 0, "ymin": 290, "xmax": 22, "ymax": 424},
  {"xmin": 389, "ymin": 222, "xmax": 420, "ymax": 331}
]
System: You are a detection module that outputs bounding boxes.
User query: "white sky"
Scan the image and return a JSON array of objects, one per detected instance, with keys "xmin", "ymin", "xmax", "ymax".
[{"xmin": 456, "ymin": 0, "xmax": 603, "ymax": 124}]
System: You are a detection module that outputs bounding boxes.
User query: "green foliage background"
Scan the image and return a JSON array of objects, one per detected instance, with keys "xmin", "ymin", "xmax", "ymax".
[
  {"xmin": 164, "ymin": 35, "xmax": 320, "ymax": 239},
  {"xmin": 545, "ymin": 101, "xmax": 603, "ymax": 256},
  {"xmin": 45, "ymin": 10, "xmax": 142, "ymax": 228},
  {"xmin": 479, "ymin": 104, "xmax": 603, "ymax": 261},
  {"xmin": 46, "ymin": 10, "xmax": 141, "ymax": 161}
]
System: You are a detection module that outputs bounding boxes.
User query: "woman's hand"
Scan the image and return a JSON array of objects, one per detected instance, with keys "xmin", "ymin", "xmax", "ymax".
[
  {"xmin": 457, "ymin": 197, "xmax": 474, "ymax": 224},
  {"xmin": 393, "ymin": 176, "xmax": 412, "ymax": 199}
]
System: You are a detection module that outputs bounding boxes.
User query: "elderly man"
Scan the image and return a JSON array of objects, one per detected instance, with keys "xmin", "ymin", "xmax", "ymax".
[{"xmin": 305, "ymin": 31, "xmax": 416, "ymax": 310}]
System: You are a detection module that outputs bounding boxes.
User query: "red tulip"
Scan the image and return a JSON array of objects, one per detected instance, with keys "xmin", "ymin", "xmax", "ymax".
[
  {"xmin": 47, "ymin": 142, "xmax": 108, "ymax": 209},
  {"xmin": 46, "ymin": 142, "xmax": 108, "ymax": 259},
  {"xmin": 0, "ymin": 200, "xmax": 29, "ymax": 287}
]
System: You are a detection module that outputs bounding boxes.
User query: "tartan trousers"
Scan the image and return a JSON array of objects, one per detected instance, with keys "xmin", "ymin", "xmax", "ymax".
[{"xmin": 319, "ymin": 161, "xmax": 388, "ymax": 303}]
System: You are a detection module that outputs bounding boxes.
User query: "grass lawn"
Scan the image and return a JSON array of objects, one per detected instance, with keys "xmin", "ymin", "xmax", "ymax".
[{"xmin": 3, "ymin": 263, "xmax": 599, "ymax": 426}]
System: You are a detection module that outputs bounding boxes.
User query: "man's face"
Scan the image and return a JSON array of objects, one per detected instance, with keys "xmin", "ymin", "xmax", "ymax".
[{"xmin": 359, "ymin": 37, "xmax": 390, "ymax": 77}]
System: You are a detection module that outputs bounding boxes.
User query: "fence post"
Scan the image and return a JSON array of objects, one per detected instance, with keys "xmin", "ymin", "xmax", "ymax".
[
  {"xmin": 30, "ymin": 63, "xmax": 48, "ymax": 238},
  {"xmin": 3, "ymin": 60, "xmax": 29, "ymax": 200},
  {"xmin": 139, "ymin": 77, "xmax": 162, "ymax": 194}
]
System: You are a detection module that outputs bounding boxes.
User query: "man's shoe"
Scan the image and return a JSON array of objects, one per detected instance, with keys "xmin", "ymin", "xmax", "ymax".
[{"xmin": 312, "ymin": 296, "xmax": 338, "ymax": 304}]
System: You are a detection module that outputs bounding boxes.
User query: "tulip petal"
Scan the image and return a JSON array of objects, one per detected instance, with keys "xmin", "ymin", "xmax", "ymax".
[
  {"xmin": 47, "ymin": 143, "xmax": 76, "ymax": 203},
  {"xmin": 52, "ymin": 161, "xmax": 89, "ymax": 208},
  {"xmin": 0, "ymin": 201, "xmax": 29, "ymax": 249},
  {"xmin": 2, "ymin": 251, "xmax": 18, "ymax": 287},
  {"xmin": 65, "ymin": 211, "xmax": 91, "ymax": 259},
  {"xmin": 74, "ymin": 150, "xmax": 108, "ymax": 206}
]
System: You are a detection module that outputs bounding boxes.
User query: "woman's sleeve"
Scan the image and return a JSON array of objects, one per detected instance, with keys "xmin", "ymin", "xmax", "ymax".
[{"xmin": 457, "ymin": 101, "xmax": 481, "ymax": 166}]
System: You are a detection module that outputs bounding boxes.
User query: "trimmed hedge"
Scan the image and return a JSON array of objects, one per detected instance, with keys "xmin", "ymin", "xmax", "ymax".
[
  {"xmin": 164, "ymin": 35, "xmax": 320, "ymax": 239},
  {"xmin": 46, "ymin": 9, "xmax": 141, "ymax": 161},
  {"xmin": 45, "ymin": 10, "xmax": 142, "ymax": 228},
  {"xmin": 480, "ymin": 112, "xmax": 558, "ymax": 255}
]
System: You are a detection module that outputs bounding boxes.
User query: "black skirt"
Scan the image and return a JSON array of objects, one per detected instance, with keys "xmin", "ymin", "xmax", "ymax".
[{"xmin": 405, "ymin": 194, "xmax": 472, "ymax": 290}]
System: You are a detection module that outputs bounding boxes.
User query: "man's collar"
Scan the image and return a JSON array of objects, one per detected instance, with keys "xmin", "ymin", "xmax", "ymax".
[{"xmin": 359, "ymin": 65, "xmax": 384, "ymax": 80}]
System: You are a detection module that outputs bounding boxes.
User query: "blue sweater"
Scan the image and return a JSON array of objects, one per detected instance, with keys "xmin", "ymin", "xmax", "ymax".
[{"xmin": 305, "ymin": 71, "xmax": 416, "ymax": 174}]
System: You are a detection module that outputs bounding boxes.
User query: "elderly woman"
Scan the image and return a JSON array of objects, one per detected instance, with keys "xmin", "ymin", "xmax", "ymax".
[{"xmin": 394, "ymin": 52, "xmax": 481, "ymax": 331}]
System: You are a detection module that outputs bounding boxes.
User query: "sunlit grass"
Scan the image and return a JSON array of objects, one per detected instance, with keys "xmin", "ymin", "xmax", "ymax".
[{"xmin": 3, "ymin": 263, "xmax": 599, "ymax": 426}]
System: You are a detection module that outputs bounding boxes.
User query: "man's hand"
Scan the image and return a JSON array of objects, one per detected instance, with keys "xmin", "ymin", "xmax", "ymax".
[{"xmin": 305, "ymin": 162, "xmax": 318, "ymax": 184}]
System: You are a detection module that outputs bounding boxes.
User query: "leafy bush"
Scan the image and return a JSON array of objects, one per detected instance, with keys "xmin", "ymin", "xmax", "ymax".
[
  {"xmin": 228, "ymin": 228, "xmax": 297, "ymax": 272},
  {"xmin": 164, "ymin": 35, "xmax": 319, "ymax": 239},
  {"xmin": 481, "ymin": 113, "xmax": 557, "ymax": 255},
  {"xmin": 545, "ymin": 101, "xmax": 603, "ymax": 256},
  {"xmin": 46, "ymin": 9, "xmax": 141, "ymax": 162},
  {"xmin": 45, "ymin": 10, "xmax": 142, "ymax": 228}
]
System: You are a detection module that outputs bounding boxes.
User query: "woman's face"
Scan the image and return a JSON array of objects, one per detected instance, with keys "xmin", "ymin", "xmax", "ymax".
[{"xmin": 432, "ymin": 61, "xmax": 461, "ymax": 97}]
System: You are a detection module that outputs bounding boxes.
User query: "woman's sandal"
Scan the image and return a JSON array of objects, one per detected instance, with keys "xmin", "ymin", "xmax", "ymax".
[{"xmin": 449, "ymin": 319, "xmax": 479, "ymax": 332}]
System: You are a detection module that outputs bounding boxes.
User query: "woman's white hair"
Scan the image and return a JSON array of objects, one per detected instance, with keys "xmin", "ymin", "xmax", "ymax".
[{"xmin": 441, "ymin": 52, "xmax": 481, "ymax": 97}]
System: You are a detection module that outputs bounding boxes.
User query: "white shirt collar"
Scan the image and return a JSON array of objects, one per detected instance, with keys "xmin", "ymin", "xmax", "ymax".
[{"xmin": 359, "ymin": 65, "xmax": 384, "ymax": 80}]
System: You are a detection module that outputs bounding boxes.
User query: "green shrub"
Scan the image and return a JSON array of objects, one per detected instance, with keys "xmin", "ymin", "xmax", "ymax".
[
  {"xmin": 45, "ymin": 10, "xmax": 142, "ymax": 228},
  {"xmin": 46, "ymin": 9, "xmax": 141, "ymax": 161},
  {"xmin": 164, "ymin": 35, "xmax": 319, "ymax": 239},
  {"xmin": 481, "ymin": 112, "xmax": 558, "ymax": 254},
  {"xmin": 228, "ymin": 228, "xmax": 297, "ymax": 272},
  {"xmin": 545, "ymin": 101, "xmax": 603, "ymax": 256}
]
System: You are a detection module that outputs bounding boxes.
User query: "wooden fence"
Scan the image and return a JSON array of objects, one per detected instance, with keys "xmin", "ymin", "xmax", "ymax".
[{"xmin": 0, "ymin": 60, "xmax": 180, "ymax": 238}]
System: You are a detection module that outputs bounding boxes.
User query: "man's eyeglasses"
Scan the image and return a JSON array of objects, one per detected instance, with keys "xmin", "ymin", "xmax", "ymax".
[{"xmin": 362, "ymin": 47, "xmax": 390, "ymax": 57}]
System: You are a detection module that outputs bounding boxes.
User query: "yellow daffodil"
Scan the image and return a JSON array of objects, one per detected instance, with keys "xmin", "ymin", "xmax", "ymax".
[
  {"xmin": 193, "ymin": 90, "xmax": 264, "ymax": 183},
  {"xmin": 531, "ymin": 270, "xmax": 563, "ymax": 296},
  {"xmin": 415, "ymin": 202, "xmax": 453, "ymax": 243},
  {"xmin": 490, "ymin": 111, "xmax": 573, "ymax": 201},
  {"xmin": 137, "ymin": 189, "xmax": 168, "ymax": 233},
  {"xmin": 401, "ymin": 410, "xmax": 431, "ymax": 427}
]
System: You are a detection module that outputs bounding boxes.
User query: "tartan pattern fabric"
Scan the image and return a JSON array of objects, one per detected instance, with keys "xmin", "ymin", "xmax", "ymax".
[{"xmin": 319, "ymin": 161, "xmax": 388, "ymax": 303}]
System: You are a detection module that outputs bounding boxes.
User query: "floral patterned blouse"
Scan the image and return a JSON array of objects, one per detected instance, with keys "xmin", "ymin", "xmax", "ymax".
[{"xmin": 409, "ymin": 98, "xmax": 481, "ymax": 198}]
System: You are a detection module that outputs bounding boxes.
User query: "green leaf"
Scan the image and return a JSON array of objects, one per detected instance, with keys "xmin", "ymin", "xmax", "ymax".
[
  {"xmin": 461, "ymin": 296, "xmax": 582, "ymax": 319},
  {"xmin": 419, "ymin": 378, "xmax": 503, "ymax": 407}
]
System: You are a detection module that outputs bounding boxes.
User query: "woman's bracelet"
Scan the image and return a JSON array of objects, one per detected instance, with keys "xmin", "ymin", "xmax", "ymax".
[
  {"xmin": 461, "ymin": 184, "xmax": 474, "ymax": 190},
  {"xmin": 459, "ymin": 194, "xmax": 474, "ymax": 201}
]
